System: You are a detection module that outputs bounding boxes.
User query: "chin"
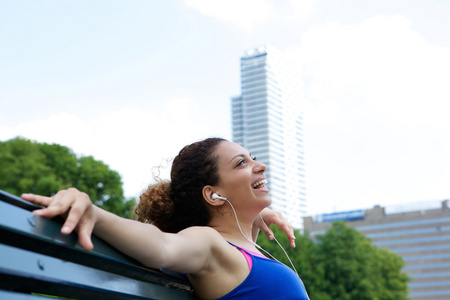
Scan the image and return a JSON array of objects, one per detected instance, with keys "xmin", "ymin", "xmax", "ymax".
[{"xmin": 263, "ymin": 196, "xmax": 272, "ymax": 207}]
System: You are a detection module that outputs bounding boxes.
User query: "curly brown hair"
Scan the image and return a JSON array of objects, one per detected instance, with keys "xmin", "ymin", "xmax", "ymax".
[{"xmin": 135, "ymin": 137, "xmax": 226, "ymax": 233}]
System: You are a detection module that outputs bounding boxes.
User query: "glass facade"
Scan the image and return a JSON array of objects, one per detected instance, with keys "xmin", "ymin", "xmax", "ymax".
[{"xmin": 232, "ymin": 45, "xmax": 306, "ymax": 229}]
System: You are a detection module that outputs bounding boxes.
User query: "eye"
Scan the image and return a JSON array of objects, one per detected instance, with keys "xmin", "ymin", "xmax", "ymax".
[
  {"xmin": 236, "ymin": 159, "xmax": 246, "ymax": 167},
  {"xmin": 236, "ymin": 155, "xmax": 256, "ymax": 167}
]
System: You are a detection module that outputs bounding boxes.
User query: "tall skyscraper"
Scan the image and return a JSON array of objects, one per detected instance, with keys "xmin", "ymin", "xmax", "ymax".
[{"xmin": 231, "ymin": 45, "xmax": 306, "ymax": 228}]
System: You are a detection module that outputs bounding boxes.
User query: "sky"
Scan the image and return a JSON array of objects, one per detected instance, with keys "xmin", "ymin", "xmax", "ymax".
[{"xmin": 1, "ymin": 0, "xmax": 450, "ymax": 216}]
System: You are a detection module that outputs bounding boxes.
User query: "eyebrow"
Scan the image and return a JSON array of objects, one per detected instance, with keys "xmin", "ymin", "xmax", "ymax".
[{"xmin": 229, "ymin": 153, "xmax": 252, "ymax": 163}]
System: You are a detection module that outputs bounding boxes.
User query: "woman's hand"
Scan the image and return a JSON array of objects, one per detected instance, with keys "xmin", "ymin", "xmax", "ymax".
[
  {"xmin": 255, "ymin": 208, "xmax": 296, "ymax": 248},
  {"xmin": 21, "ymin": 188, "xmax": 97, "ymax": 251}
]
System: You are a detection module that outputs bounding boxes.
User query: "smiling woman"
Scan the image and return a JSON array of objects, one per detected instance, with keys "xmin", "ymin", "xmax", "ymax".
[{"xmin": 21, "ymin": 137, "xmax": 310, "ymax": 299}]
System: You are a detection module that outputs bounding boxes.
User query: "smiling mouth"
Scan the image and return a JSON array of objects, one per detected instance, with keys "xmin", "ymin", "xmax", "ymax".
[{"xmin": 252, "ymin": 179, "xmax": 268, "ymax": 189}]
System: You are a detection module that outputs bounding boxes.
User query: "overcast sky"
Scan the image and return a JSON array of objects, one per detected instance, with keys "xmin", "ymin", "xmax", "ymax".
[{"xmin": 1, "ymin": 0, "xmax": 449, "ymax": 216}]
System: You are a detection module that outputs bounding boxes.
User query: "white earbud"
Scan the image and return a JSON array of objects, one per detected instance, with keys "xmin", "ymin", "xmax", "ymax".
[{"xmin": 212, "ymin": 193, "xmax": 227, "ymax": 201}]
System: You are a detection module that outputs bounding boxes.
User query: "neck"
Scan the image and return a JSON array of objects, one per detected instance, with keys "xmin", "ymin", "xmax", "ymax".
[
  {"xmin": 208, "ymin": 205, "xmax": 260, "ymax": 251},
  {"xmin": 210, "ymin": 205, "xmax": 301, "ymax": 277}
]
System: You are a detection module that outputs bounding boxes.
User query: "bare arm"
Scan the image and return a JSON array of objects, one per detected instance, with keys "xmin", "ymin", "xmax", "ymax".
[
  {"xmin": 94, "ymin": 207, "xmax": 219, "ymax": 273},
  {"xmin": 22, "ymin": 188, "xmax": 219, "ymax": 274}
]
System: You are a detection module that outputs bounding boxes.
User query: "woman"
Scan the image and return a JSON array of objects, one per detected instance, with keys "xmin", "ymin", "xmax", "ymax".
[{"xmin": 22, "ymin": 138, "xmax": 309, "ymax": 299}]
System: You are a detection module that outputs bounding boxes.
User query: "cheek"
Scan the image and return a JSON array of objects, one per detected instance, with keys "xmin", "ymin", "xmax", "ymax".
[
  {"xmin": 219, "ymin": 168, "xmax": 252, "ymax": 195},
  {"xmin": 222, "ymin": 175, "xmax": 244, "ymax": 192},
  {"xmin": 230, "ymin": 175, "xmax": 252, "ymax": 193}
]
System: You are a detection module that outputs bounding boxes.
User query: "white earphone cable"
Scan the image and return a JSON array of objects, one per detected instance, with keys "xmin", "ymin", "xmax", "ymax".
[
  {"xmin": 258, "ymin": 214, "xmax": 299, "ymax": 276},
  {"xmin": 224, "ymin": 198, "xmax": 299, "ymax": 277}
]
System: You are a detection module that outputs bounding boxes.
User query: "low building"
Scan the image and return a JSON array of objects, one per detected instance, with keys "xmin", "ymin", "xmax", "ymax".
[{"xmin": 303, "ymin": 200, "xmax": 450, "ymax": 300}]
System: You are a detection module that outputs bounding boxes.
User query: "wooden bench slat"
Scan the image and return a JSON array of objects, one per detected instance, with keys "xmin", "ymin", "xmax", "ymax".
[
  {"xmin": 0, "ymin": 243, "xmax": 192, "ymax": 300},
  {"xmin": 0, "ymin": 190, "xmax": 195, "ymax": 299}
]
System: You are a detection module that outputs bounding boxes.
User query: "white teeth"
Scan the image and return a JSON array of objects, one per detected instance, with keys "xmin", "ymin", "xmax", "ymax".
[{"xmin": 252, "ymin": 179, "xmax": 268, "ymax": 189}]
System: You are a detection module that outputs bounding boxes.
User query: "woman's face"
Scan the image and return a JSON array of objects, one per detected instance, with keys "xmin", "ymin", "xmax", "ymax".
[{"xmin": 213, "ymin": 141, "xmax": 271, "ymax": 209}]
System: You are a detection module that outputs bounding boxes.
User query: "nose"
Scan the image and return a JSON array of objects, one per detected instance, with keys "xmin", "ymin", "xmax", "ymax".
[{"xmin": 253, "ymin": 160, "xmax": 266, "ymax": 173}]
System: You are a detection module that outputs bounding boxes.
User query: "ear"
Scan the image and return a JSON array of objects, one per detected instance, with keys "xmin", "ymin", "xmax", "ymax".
[{"xmin": 202, "ymin": 185, "xmax": 226, "ymax": 207}]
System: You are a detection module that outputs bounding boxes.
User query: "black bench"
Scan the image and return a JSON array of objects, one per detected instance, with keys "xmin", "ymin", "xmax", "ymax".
[{"xmin": 0, "ymin": 189, "xmax": 196, "ymax": 299}]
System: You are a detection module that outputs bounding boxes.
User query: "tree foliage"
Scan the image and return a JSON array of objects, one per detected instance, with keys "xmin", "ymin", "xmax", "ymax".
[
  {"xmin": 0, "ymin": 137, "xmax": 135, "ymax": 217},
  {"xmin": 257, "ymin": 221, "xmax": 410, "ymax": 299}
]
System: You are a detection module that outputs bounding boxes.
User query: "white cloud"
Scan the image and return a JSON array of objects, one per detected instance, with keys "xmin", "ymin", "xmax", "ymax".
[
  {"xmin": 287, "ymin": 0, "xmax": 316, "ymax": 22},
  {"xmin": 285, "ymin": 15, "xmax": 450, "ymax": 214},
  {"xmin": 1, "ymin": 97, "xmax": 229, "ymax": 198},
  {"xmin": 184, "ymin": 0, "xmax": 318, "ymax": 32},
  {"xmin": 298, "ymin": 15, "xmax": 450, "ymax": 130},
  {"xmin": 185, "ymin": 0, "xmax": 277, "ymax": 32}
]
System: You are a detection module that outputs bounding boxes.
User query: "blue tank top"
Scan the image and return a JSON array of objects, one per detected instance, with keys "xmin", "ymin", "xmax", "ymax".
[{"xmin": 217, "ymin": 243, "xmax": 310, "ymax": 300}]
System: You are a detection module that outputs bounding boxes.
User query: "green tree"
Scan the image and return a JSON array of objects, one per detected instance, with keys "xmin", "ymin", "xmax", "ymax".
[
  {"xmin": 315, "ymin": 221, "xmax": 410, "ymax": 300},
  {"xmin": 257, "ymin": 221, "xmax": 409, "ymax": 299},
  {"xmin": 0, "ymin": 137, "xmax": 49, "ymax": 194},
  {"xmin": 372, "ymin": 247, "xmax": 410, "ymax": 300},
  {"xmin": 0, "ymin": 137, "xmax": 135, "ymax": 218}
]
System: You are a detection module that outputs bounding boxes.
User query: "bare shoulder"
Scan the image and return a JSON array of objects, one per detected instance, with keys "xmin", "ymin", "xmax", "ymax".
[
  {"xmin": 179, "ymin": 227, "xmax": 251, "ymax": 299},
  {"xmin": 159, "ymin": 226, "xmax": 235, "ymax": 275},
  {"xmin": 176, "ymin": 226, "xmax": 243, "ymax": 270},
  {"xmin": 176, "ymin": 226, "xmax": 239, "ymax": 266},
  {"xmin": 177, "ymin": 226, "xmax": 229, "ymax": 249},
  {"xmin": 178, "ymin": 225, "xmax": 220, "ymax": 236}
]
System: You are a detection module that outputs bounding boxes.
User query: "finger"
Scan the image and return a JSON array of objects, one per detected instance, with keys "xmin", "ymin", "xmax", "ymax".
[
  {"xmin": 61, "ymin": 197, "xmax": 91, "ymax": 235},
  {"xmin": 273, "ymin": 218, "xmax": 296, "ymax": 247},
  {"xmin": 260, "ymin": 222, "xmax": 274, "ymax": 240},
  {"xmin": 283, "ymin": 224, "xmax": 296, "ymax": 248},
  {"xmin": 256, "ymin": 214, "xmax": 274, "ymax": 239},
  {"xmin": 78, "ymin": 231, "xmax": 94, "ymax": 251},
  {"xmin": 286, "ymin": 227, "xmax": 296, "ymax": 248},
  {"xmin": 33, "ymin": 190, "xmax": 74, "ymax": 219},
  {"xmin": 291, "ymin": 237, "xmax": 296, "ymax": 248},
  {"xmin": 77, "ymin": 217, "xmax": 95, "ymax": 251},
  {"xmin": 288, "ymin": 231, "xmax": 296, "ymax": 248},
  {"xmin": 261, "ymin": 210, "xmax": 296, "ymax": 247},
  {"xmin": 21, "ymin": 193, "xmax": 53, "ymax": 207}
]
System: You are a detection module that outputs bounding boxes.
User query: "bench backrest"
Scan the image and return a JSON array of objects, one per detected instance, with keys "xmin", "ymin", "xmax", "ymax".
[{"xmin": 0, "ymin": 189, "xmax": 196, "ymax": 300}]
